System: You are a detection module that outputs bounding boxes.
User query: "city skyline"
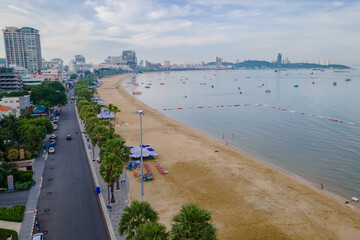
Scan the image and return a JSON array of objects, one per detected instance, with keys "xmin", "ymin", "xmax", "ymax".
[{"xmin": 0, "ymin": 0, "xmax": 359, "ymax": 66}]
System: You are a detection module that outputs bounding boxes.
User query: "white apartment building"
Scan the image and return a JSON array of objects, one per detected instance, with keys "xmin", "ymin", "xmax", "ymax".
[{"xmin": 0, "ymin": 95, "xmax": 32, "ymax": 117}]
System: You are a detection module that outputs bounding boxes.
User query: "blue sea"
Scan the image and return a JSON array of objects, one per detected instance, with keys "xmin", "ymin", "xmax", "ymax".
[{"xmin": 125, "ymin": 68, "xmax": 360, "ymax": 202}]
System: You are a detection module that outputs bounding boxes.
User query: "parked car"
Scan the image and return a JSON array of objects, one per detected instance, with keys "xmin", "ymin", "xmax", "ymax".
[
  {"xmin": 33, "ymin": 233, "xmax": 44, "ymax": 240},
  {"xmin": 49, "ymin": 139, "xmax": 56, "ymax": 145},
  {"xmin": 48, "ymin": 147, "xmax": 55, "ymax": 154},
  {"xmin": 66, "ymin": 135, "xmax": 72, "ymax": 140},
  {"xmin": 50, "ymin": 134, "xmax": 57, "ymax": 139}
]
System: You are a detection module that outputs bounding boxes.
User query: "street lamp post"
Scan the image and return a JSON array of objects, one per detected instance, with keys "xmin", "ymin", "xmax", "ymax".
[{"xmin": 135, "ymin": 110, "xmax": 145, "ymax": 201}]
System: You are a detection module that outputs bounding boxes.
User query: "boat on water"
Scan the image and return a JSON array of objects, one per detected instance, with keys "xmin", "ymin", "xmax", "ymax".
[
  {"xmin": 145, "ymin": 86, "xmax": 150, "ymax": 89},
  {"xmin": 265, "ymin": 90, "xmax": 271, "ymax": 93},
  {"xmin": 333, "ymin": 82, "xmax": 337, "ymax": 85},
  {"xmin": 345, "ymin": 78, "xmax": 351, "ymax": 81},
  {"xmin": 133, "ymin": 92, "xmax": 142, "ymax": 95}
]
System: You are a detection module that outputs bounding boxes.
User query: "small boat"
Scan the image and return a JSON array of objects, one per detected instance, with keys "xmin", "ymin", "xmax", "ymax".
[
  {"xmin": 345, "ymin": 78, "xmax": 351, "ymax": 81},
  {"xmin": 294, "ymin": 85, "xmax": 299, "ymax": 87},
  {"xmin": 333, "ymin": 82, "xmax": 337, "ymax": 85},
  {"xmin": 160, "ymin": 83, "xmax": 165, "ymax": 85},
  {"xmin": 132, "ymin": 92, "xmax": 142, "ymax": 95},
  {"xmin": 145, "ymin": 86, "xmax": 150, "ymax": 89},
  {"xmin": 265, "ymin": 90, "xmax": 271, "ymax": 93}
]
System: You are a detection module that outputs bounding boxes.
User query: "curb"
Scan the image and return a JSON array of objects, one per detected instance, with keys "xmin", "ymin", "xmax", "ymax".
[{"xmin": 74, "ymin": 102, "xmax": 117, "ymax": 240}]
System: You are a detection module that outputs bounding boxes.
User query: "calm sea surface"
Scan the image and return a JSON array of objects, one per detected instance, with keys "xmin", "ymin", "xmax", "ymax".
[{"xmin": 124, "ymin": 69, "xmax": 360, "ymax": 201}]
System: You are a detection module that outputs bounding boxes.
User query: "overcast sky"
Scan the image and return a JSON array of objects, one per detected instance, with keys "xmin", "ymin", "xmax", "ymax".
[{"xmin": 0, "ymin": 0, "xmax": 359, "ymax": 66}]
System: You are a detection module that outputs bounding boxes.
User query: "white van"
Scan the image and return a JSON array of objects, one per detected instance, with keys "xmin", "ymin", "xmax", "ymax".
[{"xmin": 33, "ymin": 233, "xmax": 44, "ymax": 240}]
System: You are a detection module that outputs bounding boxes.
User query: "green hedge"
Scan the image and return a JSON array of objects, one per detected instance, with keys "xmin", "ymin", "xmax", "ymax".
[
  {"xmin": 17, "ymin": 171, "xmax": 33, "ymax": 183},
  {"xmin": 0, "ymin": 228, "xmax": 18, "ymax": 240},
  {"xmin": 14, "ymin": 180, "xmax": 33, "ymax": 191},
  {"xmin": 0, "ymin": 206, "xmax": 25, "ymax": 222}
]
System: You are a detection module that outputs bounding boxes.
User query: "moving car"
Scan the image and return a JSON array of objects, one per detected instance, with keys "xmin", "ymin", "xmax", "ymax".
[
  {"xmin": 66, "ymin": 135, "xmax": 72, "ymax": 140},
  {"xmin": 48, "ymin": 147, "xmax": 55, "ymax": 154},
  {"xmin": 33, "ymin": 233, "xmax": 44, "ymax": 240}
]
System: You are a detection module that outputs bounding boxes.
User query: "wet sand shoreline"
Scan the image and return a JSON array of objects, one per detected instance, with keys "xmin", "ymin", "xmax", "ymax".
[{"xmin": 97, "ymin": 74, "xmax": 360, "ymax": 239}]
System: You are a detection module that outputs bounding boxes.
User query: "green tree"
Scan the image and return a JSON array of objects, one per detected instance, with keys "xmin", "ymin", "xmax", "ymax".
[
  {"xmin": 171, "ymin": 203, "xmax": 216, "ymax": 240},
  {"xmin": 90, "ymin": 125, "xmax": 114, "ymax": 149},
  {"xmin": 99, "ymin": 153, "xmax": 122, "ymax": 204},
  {"xmin": 20, "ymin": 117, "xmax": 53, "ymax": 134},
  {"xmin": 118, "ymin": 200, "xmax": 159, "ymax": 240},
  {"xmin": 7, "ymin": 149, "xmax": 19, "ymax": 161},
  {"xmin": 133, "ymin": 221, "xmax": 168, "ymax": 240},
  {"xmin": 0, "ymin": 115, "xmax": 20, "ymax": 141},
  {"xmin": 70, "ymin": 73, "xmax": 78, "ymax": 80},
  {"xmin": 18, "ymin": 124, "xmax": 46, "ymax": 153},
  {"xmin": 44, "ymin": 81, "xmax": 66, "ymax": 93},
  {"xmin": 100, "ymin": 137, "xmax": 130, "ymax": 189},
  {"xmin": 106, "ymin": 104, "xmax": 120, "ymax": 126}
]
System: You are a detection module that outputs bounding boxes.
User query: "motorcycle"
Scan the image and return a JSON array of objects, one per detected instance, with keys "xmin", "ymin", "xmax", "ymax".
[{"xmin": 35, "ymin": 217, "xmax": 40, "ymax": 231}]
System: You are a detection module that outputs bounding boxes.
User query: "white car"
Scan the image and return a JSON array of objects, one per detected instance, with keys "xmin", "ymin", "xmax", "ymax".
[
  {"xmin": 33, "ymin": 233, "xmax": 44, "ymax": 240},
  {"xmin": 48, "ymin": 147, "xmax": 55, "ymax": 154}
]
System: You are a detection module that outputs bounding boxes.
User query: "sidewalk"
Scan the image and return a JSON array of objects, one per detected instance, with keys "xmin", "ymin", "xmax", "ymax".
[
  {"xmin": 18, "ymin": 151, "xmax": 48, "ymax": 240},
  {"xmin": 75, "ymin": 106, "xmax": 130, "ymax": 240}
]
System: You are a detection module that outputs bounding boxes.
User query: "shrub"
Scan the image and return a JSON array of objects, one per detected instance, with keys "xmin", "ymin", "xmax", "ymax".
[
  {"xmin": 14, "ymin": 181, "xmax": 33, "ymax": 191},
  {"xmin": 0, "ymin": 205, "xmax": 25, "ymax": 222},
  {"xmin": 17, "ymin": 171, "xmax": 33, "ymax": 183},
  {"xmin": 0, "ymin": 228, "xmax": 18, "ymax": 240}
]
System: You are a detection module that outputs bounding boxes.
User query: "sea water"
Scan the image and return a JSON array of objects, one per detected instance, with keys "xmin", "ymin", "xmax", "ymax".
[{"xmin": 125, "ymin": 69, "xmax": 360, "ymax": 202}]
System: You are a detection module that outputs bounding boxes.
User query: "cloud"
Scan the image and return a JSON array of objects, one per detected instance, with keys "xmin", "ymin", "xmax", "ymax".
[{"xmin": 0, "ymin": 0, "xmax": 360, "ymax": 64}]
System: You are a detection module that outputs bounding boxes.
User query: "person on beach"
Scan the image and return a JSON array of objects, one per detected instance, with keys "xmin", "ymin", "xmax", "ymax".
[{"xmin": 321, "ymin": 184, "xmax": 324, "ymax": 189}]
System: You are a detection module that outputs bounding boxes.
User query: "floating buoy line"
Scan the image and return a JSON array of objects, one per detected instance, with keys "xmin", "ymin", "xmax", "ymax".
[{"xmin": 162, "ymin": 104, "xmax": 358, "ymax": 127}]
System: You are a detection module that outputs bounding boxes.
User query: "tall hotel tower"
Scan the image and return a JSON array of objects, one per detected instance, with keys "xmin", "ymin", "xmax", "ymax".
[{"xmin": 2, "ymin": 27, "xmax": 42, "ymax": 74}]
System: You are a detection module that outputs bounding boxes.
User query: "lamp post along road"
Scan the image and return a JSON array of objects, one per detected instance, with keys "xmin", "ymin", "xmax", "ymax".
[{"xmin": 135, "ymin": 110, "xmax": 145, "ymax": 201}]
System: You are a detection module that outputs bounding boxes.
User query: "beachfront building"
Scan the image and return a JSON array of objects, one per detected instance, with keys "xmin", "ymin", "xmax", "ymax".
[
  {"xmin": 0, "ymin": 67, "xmax": 23, "ymax": 92},
  {"xmin": 104, "ymin": 56, "xmax": 127, "ymax": 65},
  {"xmin": 276, "ymin": 53, "xmax": 282, "ymax": 68},
  {"xmin": 216, "ymin": 57, "xmax": 222, "ymax": 68},
  {"xmin": 69, "ymin": 55, "xmax": 93, "ymax": 73},
  {"xmin": 122, "ymin": 50, "xmax": 137, "ymax": 69},
  {"xmin": 0, "ymin": 95, "xmax": 32, "ymax": 117},
  {"xmin": 2, "ymin": 26, "xmax": 42, "ymax": 74}
]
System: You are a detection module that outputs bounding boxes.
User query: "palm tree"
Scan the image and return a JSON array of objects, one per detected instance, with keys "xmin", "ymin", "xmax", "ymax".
[
  {"xmin": 133, "ymin": 221, "xmax": 168, "ymax": 240},
  {"xmin": 90, "ymin": 125, "xmax": 114, "ymax": 149},
  {"xmin": 99, "ymin": 153, "xmax": 122, "ymax": 204},
  {"xmin": 111, "ymin": 105, "xmax": 120, "ymax": 126},
  {"xmin": 171, "ymin": 203, "xmax": 217, "ymax": 240},
  {"xmin": 106, "ymin": 104, "xmax": 120, "ymax": 126},
  {"xmin": 118, "ymin": 200, "xmax": 159, "ymax": 240},
  {"xmin": 99, "ymin": 137, "xmax": 130, "ymax": 189}
]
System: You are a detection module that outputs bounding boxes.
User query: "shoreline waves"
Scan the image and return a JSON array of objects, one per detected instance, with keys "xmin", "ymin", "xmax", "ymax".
[{"xmin": 97, "ymin": 74, "xmax": 360, "ymax": 240}]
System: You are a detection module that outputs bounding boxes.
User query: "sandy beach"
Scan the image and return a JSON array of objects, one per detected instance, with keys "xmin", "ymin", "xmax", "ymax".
[{"xmin": 97, "ymin": 74, "xmax": 360, "ymax": 239}]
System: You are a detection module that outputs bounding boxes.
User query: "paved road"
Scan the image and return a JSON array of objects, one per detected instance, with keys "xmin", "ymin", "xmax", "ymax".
[
  {"xmin": 0, "ymin": 190, "xmax": 29, "ymax": 208},
  {"xmin": 36, "ymin": 90, "xmax": 109, "ymax": 239}
]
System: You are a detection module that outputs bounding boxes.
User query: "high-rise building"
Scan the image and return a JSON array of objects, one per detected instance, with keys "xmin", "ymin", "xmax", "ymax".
[
  {"xmin": 276, "ymin": 53, "xmax": 282, "ymax": 68},
  {"xmin": 2, "ymin": 27, "xmax": 42, "ymax": 74},
  {"xmin": 75, "ymin": 55, "xmax": 86, "ymax": 64},
  {"xmin": 122, "ymin": 50, "xmax": 137, "ymax": 69},
  {"xmin": 0, "ymin": 58, "xmax": 6, "ymax": 67},
  {"xmin": 164, "ymin": 60, "xmax": 170, "ymax": 68},
  {"xmin": 216, "ymin": 57, "xmax": 222, "ymax": 68}
]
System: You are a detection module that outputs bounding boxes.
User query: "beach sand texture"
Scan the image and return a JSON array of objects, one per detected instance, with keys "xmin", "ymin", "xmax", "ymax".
[{"xmin": 97, "ymin": 75, "xmax": 360, "ymax": 240}]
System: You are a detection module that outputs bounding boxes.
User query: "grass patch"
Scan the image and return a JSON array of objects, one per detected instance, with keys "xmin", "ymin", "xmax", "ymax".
[
  {"xmin": 0, "ymin": 206, "xmax": 25, "ymax": 222},
  {"xmin": 0, "ymin": 228, "xmax": 18, "ymax": 240}
]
